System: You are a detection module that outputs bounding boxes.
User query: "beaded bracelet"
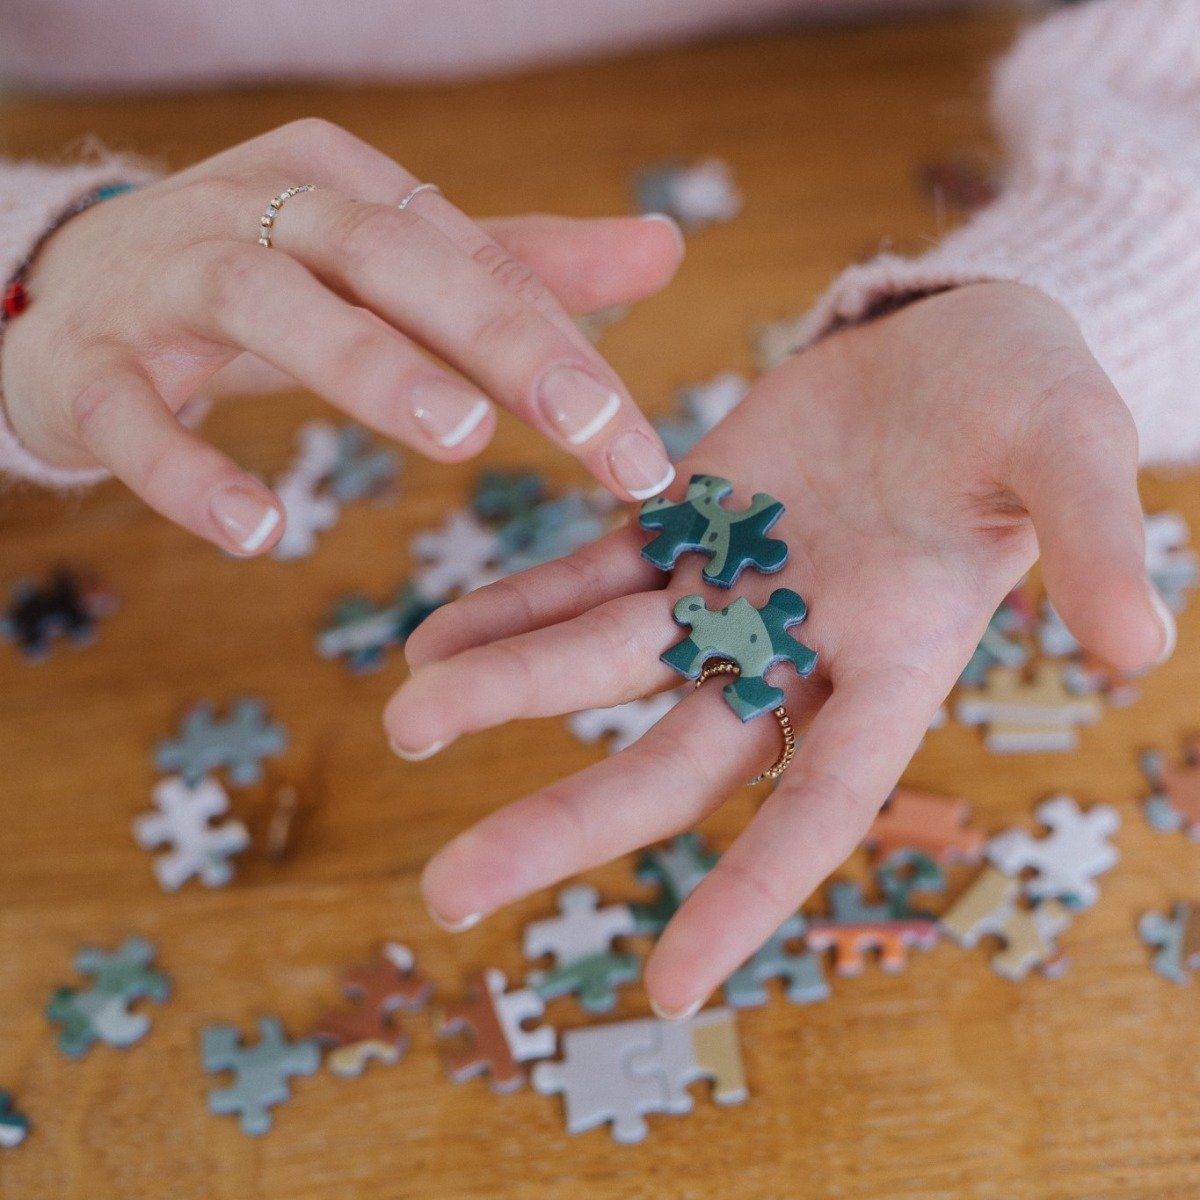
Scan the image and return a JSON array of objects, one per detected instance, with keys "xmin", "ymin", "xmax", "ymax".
[{"xmin": 1, "ymin": 182, "xmax": 137, "ymax": 325}]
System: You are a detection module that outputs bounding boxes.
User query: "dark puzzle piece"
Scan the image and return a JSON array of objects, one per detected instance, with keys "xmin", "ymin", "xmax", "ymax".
[
  {"xmin": 327, "ymin": 423, "xmax": 400, "ymax": 502},
  {"xmin": 875, "ymin": 850, "xmax": 947, "ymax": 919},
  {"xmin": 473, "ymin": 469, "xmax": 547, "ymax": 527},
  {"xmin": 632, "ymin": 832, "xmax": 720, "ymax": 934},
  {"xmin": 0, "ymin": 1091, "xmax": 29, "ymax": 1148},
  {"xmin": 639, "ymin": 474, "xmax": 788, "ymax": 588},
  {"xmin": 2, "ymin": 569, "xmax": 115, "ymax": 661},
  {"xmin": 316, "ymin": 586, "xmax": 442, "ymax": 672},
  {"xmin": 155, "ymin": 698, "xmax": 287, "ymax": 787},
  {"xmin": 662, "ymin": 589, "xmax": 818, "ymax": 721}
]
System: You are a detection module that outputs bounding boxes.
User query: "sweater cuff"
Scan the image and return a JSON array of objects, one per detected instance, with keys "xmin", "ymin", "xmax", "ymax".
[{"xmin": 0, "ymin": 152, "xmax": 158, "ymax": 489}]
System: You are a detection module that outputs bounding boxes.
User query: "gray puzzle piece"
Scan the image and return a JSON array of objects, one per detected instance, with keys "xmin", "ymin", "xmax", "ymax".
[
  {"xmin": 1138, "ymin": 904, "xmax": 1199, "ymax": 985},
  {"xmin": 724, "ymin": 915, "xmax": 830, "ymax": 1008},
  {"xmin": 155, "ymin": 698, "xmax": 287, "ymax": 787}
]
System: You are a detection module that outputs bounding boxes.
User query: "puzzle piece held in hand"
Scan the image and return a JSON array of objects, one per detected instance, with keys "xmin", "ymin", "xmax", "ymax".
[
  {"xmin": 439, "ymin": 968, "xmax": 555, "ymax": 1093},
  {"xmin": 805, "ymin": 882, "xmax": 939, "ymax": 975},
  {"xmin": 640, "ymin": 474, "xmax": 788, "ymax": 588},
  {"xmin": 2, "ymin": 569, "xmax": 115, "ymax": 661},
  {"xmin": 985, "ymin": 795, "xmax": 1119, "ymax": 909},
  {"xmin": 864, "ymin": 789, "xmax": 986, "ymax": 867},
  {"xmin": 567, "ymin": 691, "xmax": 683, "ymax": 755},
  {"xmin": 133, "ymin": 776, "xmax": 250, "ymax": 891},
  {"xmin": 955, "ymin": 664, "xmax": 1101, "ymax": 753},
  {"xmin": 524, "ymin": 885, "xmax": 640, "ymax": 1013},
  {"xmin": 411, "ymin": 511, "xmax": 504, "ymax": 601},
  {"xmin": 632, "ymin": 832, "xmax": 720, "ymax": 934},
  {"xmin": 1138, "ymin": 904, "xmax": 1200, "ymax": 984},
  {"xmin": 533, "ymin": 1008, "xmax": 746, "ymax": 1143},
  {"xmin": 156, "ymin": 698, "xmax": 286, "ymax": 787},
  {"xmin": 724, "ymin": 915, "xmax": 829, "ymax": 1008},
  {"xmin": 327, "ymin": 423, "xmax": 400, "ymax": 502},
  {"xmin": 662, "ymin": 589, "xmax": 818, "ymax": 722},
  {"xmin": 1141, "ymin": 742, "xmax": 1200, "ymax": 838},
  {"xmin": 0, "ymin": 1092, "xmax": 29, "ymax": 1148},
  {"xmin": 202, "ymin": 1017, "xmax": 320, "ymax": 1136},
  {"xmin": 47, "ymin": 937, "xmax": 170, "ymax": 1057},
  {"xmin": 632, "ymin": 158, "xmax": 741, "ymax": 229},
  {"xmin": 313, "ymin": 943, "xmax": 432, "ymax": 1077},
  {"xmin": 316, "ymin": 586, "xmax": 442, "ymax": 672}
]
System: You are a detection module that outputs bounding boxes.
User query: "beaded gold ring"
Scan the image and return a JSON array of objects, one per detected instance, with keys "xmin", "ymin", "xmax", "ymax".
[
  {"xmin": 257, "ymin": 184, "xmax": 316, "ymax": 249},
  {"xmin": 693, "ymin": 660, "xmax": 796, "ymax": 784}
]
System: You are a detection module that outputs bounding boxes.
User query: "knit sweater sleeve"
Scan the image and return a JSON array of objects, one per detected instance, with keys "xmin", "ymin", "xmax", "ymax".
[
  {"xmin": 796, "ymin": 0, "xmax": 1200, "ymax": 467},
  {"xmin": 0, "ymin": 153, "xmax": 158, "ymax": 488}
]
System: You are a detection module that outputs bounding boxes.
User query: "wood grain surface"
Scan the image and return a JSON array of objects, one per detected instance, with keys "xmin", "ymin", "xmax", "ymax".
[{"xmin": 3, "ymin": 12, "xmax": 1199, "ymax": 1199}]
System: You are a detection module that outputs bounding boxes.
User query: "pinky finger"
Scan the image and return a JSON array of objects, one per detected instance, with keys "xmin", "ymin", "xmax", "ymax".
[{"xmin": 71, "ymin": 364, "xmax": 284, "ymax": 555}]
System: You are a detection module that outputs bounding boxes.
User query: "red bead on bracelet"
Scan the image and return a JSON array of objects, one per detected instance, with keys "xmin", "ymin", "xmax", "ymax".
[{"xmin": 3, "ymin": 282, "xmax": 28, "ymax": 319}]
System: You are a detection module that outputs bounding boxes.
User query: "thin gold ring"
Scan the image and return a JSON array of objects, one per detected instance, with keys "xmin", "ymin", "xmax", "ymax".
[
  {"xmin": 694, "ymin": 660, "xmax": 796, "ymax": 785},
  {"xmin": 397, "ymin": 182, "xmax": 441, "ymax": 211},
  {"xmin": 258, "ymin": 184, "xmax": 315, "ymax": 248}
]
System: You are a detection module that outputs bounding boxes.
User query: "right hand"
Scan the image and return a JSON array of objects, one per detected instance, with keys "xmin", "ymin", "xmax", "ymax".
[{"xmin": 0, "ymin": 119, "xmax": 683, "ymax": 553}]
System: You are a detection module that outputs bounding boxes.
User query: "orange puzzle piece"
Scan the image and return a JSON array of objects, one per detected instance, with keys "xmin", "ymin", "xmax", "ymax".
[
  {"xmin": 864, "ymin": 789, "xmax": 986, "ymax": 865},
  {"xmin": 1143, "ymin": 739, "xmax": 1200, "ymax": 834},
  {"xmin": 804, "ymin": 919, "xmax": 939, "ymax": 975}
]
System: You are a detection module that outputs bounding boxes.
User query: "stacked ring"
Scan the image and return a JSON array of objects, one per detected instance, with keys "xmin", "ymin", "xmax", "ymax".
[{"xmin": 258, "ymin": 184, "xmax": 316, "ymax": 248}]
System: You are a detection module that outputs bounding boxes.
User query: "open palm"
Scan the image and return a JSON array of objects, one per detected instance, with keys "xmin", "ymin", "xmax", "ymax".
[{"xmin": 385, "ymin": 282, "xmax": 1171, "ymax": 1017}]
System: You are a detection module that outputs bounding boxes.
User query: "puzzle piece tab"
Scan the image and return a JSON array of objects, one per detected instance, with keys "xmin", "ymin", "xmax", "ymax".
[
  {"xmin": 155, "ymin": 698, "xmax": 286, "ymax": 787},
  {"xmin": 662, "ymin": 589, "xmax": 817, "ymax": 721},
  {"xmin": 632, "ymin": 832, "xmax": 720, "ymax": 934},
  {"xmin": 2, "ymin": 569, "xmax": 115, "ymax": 661},
  {"xmin": 439, "ymin": 968, "xmax": 555, "ymax": 1093},
  {"xmin": 1139, "ymin": 904, "xmax": 1200, "ymax": 984},
  {"xmin": 640, "ymin": 474, "xmax": 788, "ymax": 588},
  {"xmin": 0, "ymin": 1092, "xmax": 29, "ymax": 1148},
  {"xmin": 864, "ymin": 789, "xmax": 986, "ymax": 867},
  {"xmin": 47, "ymin": 937, "xmax": 170, "ymax": 1057},
  {"xmin": 567, "ymin": 691, "xmax": 683, "ymax": 755},
  {"xmin": 133, "ymin": 776, "xmax": 250, "ymax": 891},
  {"xmin": 202, "ymin": 1017, "xmax": 320, "ymax": 1135},
  {"xmin": 724, "ymin": 915, "xmax": 829, "ymax": 1008}
]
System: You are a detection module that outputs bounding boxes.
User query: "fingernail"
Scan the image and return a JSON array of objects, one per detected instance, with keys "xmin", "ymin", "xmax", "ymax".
[
  {"xmin": 650, "ymin": 995, "xmax": 704, "ymax": 1022},
  {"xmin": 427, "ymin": 904, "xmax": 483, "ymax": 933},
  {"xmin": 642, "ymin": 212, "xmax": 686, "ymax": 256},
  {"xmin": 536, "ymin": 364, "xmax": 622, "ymax": 445},
  {"xmin": 410, "ymin": 379, "xmax": 491, "ymax": 448},
  {"xmin": 1151, "ymin": 587, "xmax": 1178, "ymax": 666},
  {"xmin": 389, "ymin": 736, "xmax": 446, "ymax": 762},
  {"xmin": 607, "ymin": 431, "xmax": 675, "ymax": 500},
  {"xmin": 209, "ymin": 484, "xmax": 281, "ymax": 554}
]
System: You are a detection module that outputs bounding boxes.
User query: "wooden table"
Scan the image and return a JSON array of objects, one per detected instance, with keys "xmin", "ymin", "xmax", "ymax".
[{"xmin": 3, "ymin": 12, "xmax": 1199, "ymax": 1198}]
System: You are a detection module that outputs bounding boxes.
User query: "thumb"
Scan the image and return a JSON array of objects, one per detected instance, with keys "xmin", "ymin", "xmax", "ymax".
[{"xmin": 1014, "ymin": 374, "xmax": 1174, "ymax": 673}]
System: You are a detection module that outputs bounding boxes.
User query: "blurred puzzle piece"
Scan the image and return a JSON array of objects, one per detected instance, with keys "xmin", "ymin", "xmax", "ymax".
[
  {"xmin": 864, "ymin": 789, "xmax": 986, "ymax": 867},
  {"xmin": 1139, "ymin": 903, "xmax": 1200, "ymax": 984},
  {"xmin": 1141, "ymin": 742, "xmax": 1200, "ymax": 838},
  {"xmin": 1, "ymin": 569, "xmax": 115, "ymax": 661},
  {"xmin": 155, "ymin": 697, "xmax": 287, "ymax": 787},
  {"xmin": 724, "ymin": 915, "xmax": 829, "ymax": 1008}
]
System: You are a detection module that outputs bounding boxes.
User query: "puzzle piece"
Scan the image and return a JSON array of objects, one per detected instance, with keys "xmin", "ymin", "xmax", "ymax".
[
  {"xmin": 632, "ymin": 157, "xmax": 741, "ymax": 229},
  {"xmin": 47, "ymin": 937, "xmax": 170, "ymax": 1057},
  {"xmin": 156, "ymin": 698, "xmax": 286, "ymax": 787},
  {"xmin": 1138, "ymin": 904, "xmax": 1200, "ymax": 984},
  {"xmin": 2, "ymin": 569, "xmax": 115, "ymax": 660},
  {"xmin": 0, "ymin": 1092, "xmax": 29, "ymax": 1148},
  {"xmin": 640, "ymin": 474, "xmax": 788, "ymax": 588},
  {"xmin": 269, "ymin": 421, "xmax": 343, "ymax": 560},
  {"xmin": 498, "ymin": 493, "xmax": 605, "ymax": 574},
  {"xmin": 955, "ymin": 664, "xmax": 1101, "ymax": 753},
  {"xmin": 875, "ymin": 850, "xmax": 947, "ymax": 919},
  {"xmin": 940, "ymin": 866, "xmax": 1072, "ymax": 980},
  {"xmin": 533, "ymin": 1008, "xmax": 746, "ymax": 1143},
  {"xmin": 202, "ymin": 1017, "xmax": 320, "ymax": 1135},
  {"xmin": 1036, "ymin": 600, "xmax": 1080, "ymax": 659},
  {"xmin": 723, "ymin": 915, "xmax": 830, "ymax": 1008},
  {"xmin": 805, "ymin": 882, "xmax": 939, "ymax": 975},
  {"xmin": 472, "ymin": 469, "xmax": 546, "ymax": 525},
  {"xmin": 327, "ymin": 423, "xmax": 400, "ymax": 502},
  {"xmin": 567, "ymin": 691, "xmax": 683, "ymax": 755},
  {"xmin": 632, "ymin": 832, "xmax": 720, "ymax": 934},
  {"xmin": 316, "ymin": 586, "xmax": 442, "ymax": 672},
  {"xmin": 1141, "ymin": 742, "xmax": 1200, "ymax": 838},
  {"xmin": 985, "ymin": 795, "xmax": 1119, "ymax": 909},
  {"xmin": 662, "ymin": 589, "xmax": 817, "ymax": 721},
  {"xmin": 439, "ymin": 968, "xmax": 555, "ymax": 1093},
  {"xmin": 313, "ymin": 942, "xmax": 432, "ymax": 1077},
  {"xmin": 1146, "ymin": 511, "xmax": 1198, "ymax": 612},
  {"xmin": 959, "ymin": 592, "xmax": 1032, "ymax": 687},
  {"xmin": 411, "ymin": 510, "xmax": 504, "ymax": 600},
  {"xmin": 524, "ymin": 885, "xmax": 640, "ymax": 1013},
  {"xmin": 132, "ymin": 776, "xmax": 250, "ymax": 891},
  {"xmin": 863, "ymin": 789, "xmax": 986, "ymax": 866},
  {"xmin": 655, "ymin": 373, "xmax": 748, "ymax": 461}
]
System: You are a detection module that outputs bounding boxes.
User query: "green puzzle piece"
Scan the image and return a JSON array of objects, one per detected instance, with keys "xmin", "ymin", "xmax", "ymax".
[
  {"xmin": 639, "ymin": 474, "xmax": 788, "ymax": 588},
  {"xmin": 528, "ymin": 952, "xmax": 641, "ymax": 1014},
  {"xmin": 662, "ymin": 589, "xmax": 818, "ymax": 721}
]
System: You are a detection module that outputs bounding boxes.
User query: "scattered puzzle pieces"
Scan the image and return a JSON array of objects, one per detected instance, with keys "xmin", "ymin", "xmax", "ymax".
[
  {"xmin": 955, "ymin": 663, "xmax": 1101, "ymax": 753},
  {"xmin": 633, "ymin": 832, "xmax": 720, "ymax": 934},
  {"xmin": 47, "ymin": 937, "xmax": 170, "ymax": 1057},
  {"xmin": 1141, "ymin": 742, "xmax": 1200, "ymax": 838},
  {"xmin": 864, "ymin": 789, "xmax": 986, "ymax": 867},
  {"xmin": 632, "ymin": 158, "xmax": 741, "ymax": 229},
  {"xmin": 155, "ymin": 698, "xmax": 286, "ymax": 787},
  {"xmin": 202, "ymin": 1017, "xmax": 320, "ymax": 1135},
  {"xmin": 411, "ymin": 510, "xmax": 504, "ymax": 600},
  {"xmin": 959, "ymin": 591, "xmax": 1033, "ymax": 687},
  {"xmin": 524, "ymin": 885, "xmax": 640, "ymax": 1013},
  {"xmin": 875, "ymin": 850, "xmax": 947, "ymax": 919},
  {"xmin": 132, "ymin": 775, "xmax": 250, "ymax": 891},
  {"xmin": 805, "ymin": 882, "xmax": 939, "ymax": 975},
  {"xmin": 1138, "ymin": 903, "xmax": 1200, "ymax": 984},
  {"xmin": 533, "ymin": 1008, "xmax": 746, "ymax": 1143},
  {"xmin": 985, "ymin": 795, "xmax": 1119, "ymax": 909},
  {"xmin": 724, "ymin": 915, "xmax": 830, "ymax": 1008},
  {"xmin": 439, "ymin": 968, "xmax": 555, "ymax": 1093},
  {"xmin": 567, "ymin": 691, "xmax": 683, "ymax": 754},
  {"xmin": 662, "ymin": 589, "xmax": 817, "ymax": 721},
  {"xmin": 640, "ymin": 474, "xmax": 788, "ymax": 588},
  {"xmin": 0, "ymin": 1092, "xmax": 29, "ymax": 1148},
  {"xmin": 313, "ymin": 943, "xmax": 432, "ymax": 1077},
  {"xmin": 316, "ymin": 586, "xmax": 442, "ymax": 672},
  {"xmin": 1, "ymin": 569, "xmax": 115, "ymax": 660}
]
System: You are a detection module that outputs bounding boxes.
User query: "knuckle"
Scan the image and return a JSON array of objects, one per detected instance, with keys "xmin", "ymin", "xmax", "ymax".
[
  {"xmin": 470, "ymin": 242, "xmax": 549, "ymax": 309},
  {"xmin": 329, "ymin": 202, "xmax": 403, "ymax": 266},
  {"xmin": 468, "ymin": 302, "xmax": 537, "ymax": 359},
  {"xmin": 193, "ymin": 243, "xmax": 267, "ymax": 315},
  {"xmin": 717, "ymin": 855, "xmax": 792, "ymax": 915},
  {"xmin": 71, "ymin": 377, "xmax": 123, "ymax": 441}
]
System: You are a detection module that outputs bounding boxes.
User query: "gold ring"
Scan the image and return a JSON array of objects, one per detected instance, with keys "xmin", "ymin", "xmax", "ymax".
[
  {"xmin": 397, "ymin": 182, "xmax": 441, "ymax": 211},
  {"xmin": 258, "ymin": 184, "xmax": 316, "ymax": 248},
  {"xmin": 694, "ymin": 660, "xmax": 796, "ymax": 784}
]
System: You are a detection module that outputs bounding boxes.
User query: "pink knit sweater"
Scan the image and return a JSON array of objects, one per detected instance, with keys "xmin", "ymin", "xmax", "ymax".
[{"xmin": 1, "ymin": 0, "xmax": 1198, "ymax": 487}]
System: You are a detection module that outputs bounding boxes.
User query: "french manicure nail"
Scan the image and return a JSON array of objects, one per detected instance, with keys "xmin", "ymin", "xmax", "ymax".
[
  {"xmin": 209, "ymin": 484, "xmax": 281, "ymax": 554},
  {"xmin": 390, "ymin": 737, "xmax": 446, "ymax": 762},
  {"xmin": 536, "ymin": 364, "xmax": 622, "ymax": 445},
  {"xmin": 641, "ymin": 212, "xmax": 686, "ymax": 255},
  {"xmin": 607, "ymin": 430, "xmax": 675, "ymax": 500},
  {"xmin": 1151, "ymin": 587, "xmax": 1178, "ymax": 666},
  {"xmin": 410, "ymin": 379, "xmax": 491, "ymax": 448},
  {"xmin": 427, "ymin": 905, "xmax": 483, "ymax": 933},
  {"xmin": 650, "ymin": 995, "xmax": 704, "ymax": 1022}
]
